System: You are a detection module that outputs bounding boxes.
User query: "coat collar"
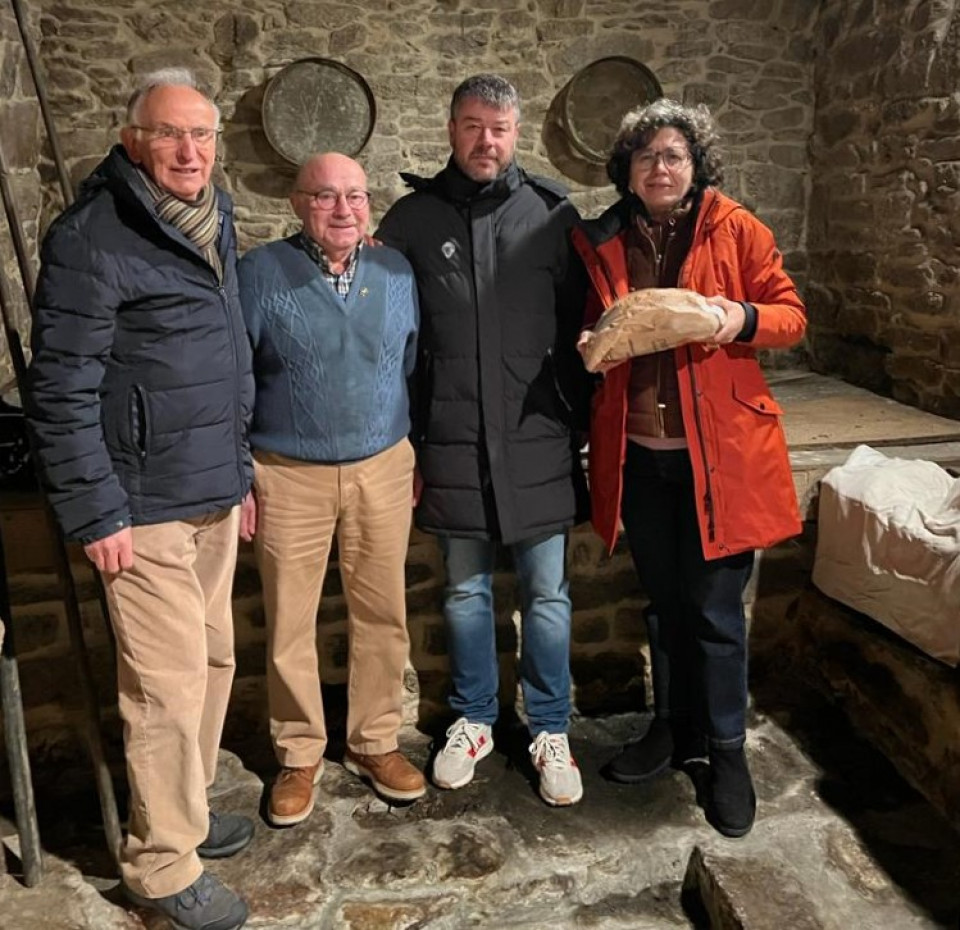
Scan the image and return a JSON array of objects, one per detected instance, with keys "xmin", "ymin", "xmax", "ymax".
[{"xmin": 399, "ymin": 157, "xmax": 523, "ymax": 204}]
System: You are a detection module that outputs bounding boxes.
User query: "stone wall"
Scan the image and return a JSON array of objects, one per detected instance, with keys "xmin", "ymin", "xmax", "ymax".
[
  {"xmin": 807, "ymin": 0, "xmax": 960, "ymax": 417},
  {"xmin": 0, "ymin": 1, "xmax": 42, "ymax": 393},
  {"xmin": 0, "ymin": 0, "xmax": 818, "ymax": 389}
]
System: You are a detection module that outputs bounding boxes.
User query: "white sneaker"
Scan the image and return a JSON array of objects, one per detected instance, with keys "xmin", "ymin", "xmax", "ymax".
[
  {"xmin": 432, "ymin": 717, "xmax": 494, "ymax": 789},
  {"xmin": 529, "ymin": 731, "xmax": 583, "ymax": 806}
]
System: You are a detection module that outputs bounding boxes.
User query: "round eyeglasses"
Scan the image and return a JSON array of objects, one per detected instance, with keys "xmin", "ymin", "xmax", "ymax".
[
  {"xmin": 633, "ymin": 148, "xmax": 691, "ymax": 172},
  {"xmin": 132, "ymin": 125, "xmax": 221, "ymax": 146},
  {"xmin": 296, "ymin": 189, "xmax": 371, "ymax": 210}
]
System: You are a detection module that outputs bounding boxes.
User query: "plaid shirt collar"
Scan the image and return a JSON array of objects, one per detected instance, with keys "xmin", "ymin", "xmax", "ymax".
[{"xmin": 300, "ymin": 233, "xmax": 363, "ymax": 299}]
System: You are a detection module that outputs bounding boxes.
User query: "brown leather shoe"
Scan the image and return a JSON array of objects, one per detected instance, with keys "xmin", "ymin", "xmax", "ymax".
[
  {"xmin": 343, "ymin": 749, "xmax": 426, "ymax": 802},
  {"xmin": 268, "ymin": 761, "xmax": 324, "ymax": 826}
]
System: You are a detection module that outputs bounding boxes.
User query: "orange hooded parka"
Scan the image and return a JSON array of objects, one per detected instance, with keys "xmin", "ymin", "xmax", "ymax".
[{"xmin": 571, "ymin": 188, "xmax": 807, "ymax": 560}]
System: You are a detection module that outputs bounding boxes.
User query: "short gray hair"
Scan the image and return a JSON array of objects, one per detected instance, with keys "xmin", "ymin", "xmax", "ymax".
[
  {"xmin": 606, "ymin": 97, "xmax": 723, "ymax": 196},
  {"xmin": 125, "ymin": 68, "xmax": 221, "ymax": 127},
  {"xmin": 449, "ymin": 73, "xmax": 521, "ymax": 122}
]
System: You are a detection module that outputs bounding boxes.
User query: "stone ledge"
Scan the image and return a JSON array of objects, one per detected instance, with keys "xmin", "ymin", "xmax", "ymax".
[
  {"xmin": 791, "ymin": 585, "xmax": 960, "ymax": 832},
  {"xmin": 682, "ymin": 846, "xmax": 825, "ymax": 930}
]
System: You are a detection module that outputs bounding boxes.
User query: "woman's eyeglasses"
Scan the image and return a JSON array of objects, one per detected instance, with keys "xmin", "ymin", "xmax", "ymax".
[{"xmin": 633, "ymin": 148, "xmax": 691, "ymax": 172}]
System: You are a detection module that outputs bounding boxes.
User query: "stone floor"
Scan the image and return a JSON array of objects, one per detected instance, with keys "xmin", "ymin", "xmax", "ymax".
[{"xmin": 3, "ymin": 670, "xmax": 960, "ymax": 930}]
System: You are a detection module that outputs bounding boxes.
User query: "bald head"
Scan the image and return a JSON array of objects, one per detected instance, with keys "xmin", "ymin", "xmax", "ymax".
[{"xmin": 291, "ymin": 152, "xmax": 370, "ymax": 266}]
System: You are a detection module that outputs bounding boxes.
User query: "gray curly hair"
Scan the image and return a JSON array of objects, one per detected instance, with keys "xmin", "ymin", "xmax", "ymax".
[{"xmin": 606, "ymin": 98, "xmax": 723, "ymax": 197}]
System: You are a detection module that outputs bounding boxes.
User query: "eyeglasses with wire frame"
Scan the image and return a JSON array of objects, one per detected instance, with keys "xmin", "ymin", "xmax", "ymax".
[
  {"xmin": 132, "ymin": 125, "xmax": 222, "ymax": 146},
  {"xmin": 632, "ymin": 148, "xmax": 691, "ymax": 172},
  {"xmin": 296, "ymin": 189, "xmax": 371, "ymax": 210}
]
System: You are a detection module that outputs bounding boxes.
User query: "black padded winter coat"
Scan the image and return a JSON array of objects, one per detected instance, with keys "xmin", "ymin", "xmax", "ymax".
[{"xmin": 377, "ymin": 160, "xmax": 589, "ymax": 544}]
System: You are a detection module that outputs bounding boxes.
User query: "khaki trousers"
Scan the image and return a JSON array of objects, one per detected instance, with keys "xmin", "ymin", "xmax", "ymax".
[
  {"xmin": 254, "ymin": 439, "xmax": 414, "ymax": 766},
  {"xmin": 102, "ymin": 506, "xmax": 239, "ymax": 898}
]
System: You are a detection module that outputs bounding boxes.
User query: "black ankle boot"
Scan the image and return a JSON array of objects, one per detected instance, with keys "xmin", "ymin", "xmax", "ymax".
[
  {"xmin": 705, "ymin": 746, "xmax": 756, "ymax": 838},
  {"xmin": 671, "ymin": 725, "xmax": 708, "ymax": 769},
  {"xmin": 606, "ymin": 717, "xmax": 673, "ymax": 783}
]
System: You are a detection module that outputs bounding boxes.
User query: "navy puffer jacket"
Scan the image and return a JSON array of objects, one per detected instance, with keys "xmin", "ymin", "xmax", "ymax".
[{"xmin": 26, "ymin": 145, "xmax": 253, "ymax": 543}]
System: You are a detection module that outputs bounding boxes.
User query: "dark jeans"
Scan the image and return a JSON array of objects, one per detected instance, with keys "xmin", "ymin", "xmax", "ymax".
[{"xmin": 620, "ymin": 443, "xmax": 754, "ymax": 749}]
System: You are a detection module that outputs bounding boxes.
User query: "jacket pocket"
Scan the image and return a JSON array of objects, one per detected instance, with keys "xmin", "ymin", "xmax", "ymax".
[
  {"xmin": 731, "ymin": 380, "xmax": 784, "ymax": 417},
  {"xmin": 128, "ymin": 384, "xmax": 151, "ymax": 461},
  {"xmin": 546, "ymin": 348, "xmax": 575, "ymax": 426}
]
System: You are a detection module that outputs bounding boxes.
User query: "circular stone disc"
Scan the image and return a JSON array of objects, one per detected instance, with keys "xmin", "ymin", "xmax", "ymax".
[
  {"xmin": 262, "ymin": 58, "xmax": 376, "ymax": 165},
  {"xmin": 563, "ymin": 57, "xmax": 662, "ymax": 164}
]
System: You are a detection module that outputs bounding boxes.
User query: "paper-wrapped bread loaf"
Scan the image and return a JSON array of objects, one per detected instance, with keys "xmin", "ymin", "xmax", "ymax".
[{"xmin": 580, "ymin": 287, "xmax": 724, "ymax": 373}]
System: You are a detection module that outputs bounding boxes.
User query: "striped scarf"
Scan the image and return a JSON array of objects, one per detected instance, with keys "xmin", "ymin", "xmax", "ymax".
[{"xmin": 139, "ymin": 170, "xmax": 222, "ymax": 281}]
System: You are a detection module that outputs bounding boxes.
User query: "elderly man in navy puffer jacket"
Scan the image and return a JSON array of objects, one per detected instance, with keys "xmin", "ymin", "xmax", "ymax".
[{"xmin": 26, "ymin": 68, "xmax": 252, "ymax": 930}]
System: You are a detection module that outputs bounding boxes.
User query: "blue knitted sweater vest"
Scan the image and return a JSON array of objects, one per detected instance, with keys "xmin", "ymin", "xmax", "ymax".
[{"xmin": 238, "ymin": 236, "xmax": 419, "ymax": 463}]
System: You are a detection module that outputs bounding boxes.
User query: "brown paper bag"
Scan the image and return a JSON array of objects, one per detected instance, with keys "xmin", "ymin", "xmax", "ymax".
[{"xmin": 580, "ymin": 287, "xmax": 724, "ymax": 373}]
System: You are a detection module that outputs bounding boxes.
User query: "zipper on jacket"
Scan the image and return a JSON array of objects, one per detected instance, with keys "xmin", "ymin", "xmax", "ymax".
[
  {"xmin": 644, "ymin": 218, "xmax": 676, "ymax": 439},
  {"xmin": 416, "ymin": 348, "xmax": 433, "ymax": 442},
  {"xmin": 655, "ymin": 354, "xmax": 666, "ymax": 437},
  {"xmin": 546, "ymin": 347, "xmax": 574, "ymax": 419},
  {"xmin": 130, "ymin": 384, "xmax": 149, "ymax": 461},
  {"xmin": 654, "ymin": 218, "xmax": 677, "ymax": 282},
  {"xmin": 675, "ymin": 193, "xmax": 717, "ymax": 542},
  {"xmin": 219, "ymin": 283, "xmax": 247, "ymax": 497},
  {"xmin": 684, "ymin": 347, "xmax": 716, "ymax": 543}
]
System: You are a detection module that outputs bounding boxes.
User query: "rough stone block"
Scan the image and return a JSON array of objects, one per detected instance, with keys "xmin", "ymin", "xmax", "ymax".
[
  {"xmin": 683, "ymin": 846, "xmax": 825, "ymax": 929},
  {"xmin": 5, "ymin": 607, "xmax": 61, "ymax": 654},
  {"xmin": 330, "ymin": 22, "xmax": 366, "ymax": 54},
  {"xmin": 612, "ymin": 606, "xmax": 647, "ymax": 643},
  {"xmin": 571, "ymin": 613, "xmax": 610, "ymax": 645},
  {"xmin": 421, "ymin": 619, "xmax": 447, "ymax": 657},
  {"xmin": 0, "ymin": 100, "xmax": 41, "ymax": 169},
  {"xmin": 792, "ymin": 586, "xmax": 960, "ymax": 831}
]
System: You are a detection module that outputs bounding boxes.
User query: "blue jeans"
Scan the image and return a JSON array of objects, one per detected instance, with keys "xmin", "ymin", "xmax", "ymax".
[
  {"xmin": 439, "ymin": 533, "xmax": 572, "ymax": 735},
  {"xmin": 620, "ymin": 443, "xmax": 754, "ymax": 749}
]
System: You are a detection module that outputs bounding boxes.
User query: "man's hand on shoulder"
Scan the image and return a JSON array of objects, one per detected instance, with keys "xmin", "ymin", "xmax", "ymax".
[{"xmin": 84, "ymin": 527, "xmax": 134, "ymax": 575}]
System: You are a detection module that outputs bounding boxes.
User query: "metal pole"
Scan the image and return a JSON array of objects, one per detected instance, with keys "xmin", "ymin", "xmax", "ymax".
[
  {"xmin": 0, "ymin": 143, "xmax": 122, "ymax": 870},
  {"xmin": 0, "ymin": 547, "xmax": 42, "ymax": 887},
  {"xmin": 9, "ymin": 0, "xmax": 74, "ymax": 207},
  {"xmin": 0, "ymin": 273, "xmax": 42, "ymax": 887}
]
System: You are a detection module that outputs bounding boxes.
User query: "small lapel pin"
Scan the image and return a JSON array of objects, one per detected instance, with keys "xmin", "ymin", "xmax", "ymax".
[{"xmin": 359, "ymin": 286, "xmax": 369, "ymax": 297}]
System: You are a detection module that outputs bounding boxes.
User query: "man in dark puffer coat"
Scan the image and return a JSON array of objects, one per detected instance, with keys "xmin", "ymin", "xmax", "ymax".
[
  {"xmin": 25, "ymin": 68, "xmax": 252, "ymax": 930},
  {"xmin": 378, "ymin": 73, "xmax": 589, "ymax": 807}
]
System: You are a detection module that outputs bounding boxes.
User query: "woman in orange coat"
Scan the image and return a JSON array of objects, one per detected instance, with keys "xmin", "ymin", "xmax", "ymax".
[{"xmin": 572, "ymin": 99, "xmax": 806, "ymax": 838}]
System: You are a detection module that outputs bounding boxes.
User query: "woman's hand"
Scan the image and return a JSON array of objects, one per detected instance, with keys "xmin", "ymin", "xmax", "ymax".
[{"xmin": 702, "ymin": 295, "xmax": 745, "ymax": 347}]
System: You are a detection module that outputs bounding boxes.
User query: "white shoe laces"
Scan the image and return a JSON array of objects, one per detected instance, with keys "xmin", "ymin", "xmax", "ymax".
[
  {"xmin": 444, "ymin": 718, "xmax": 488, "ymax": 753},
  {"xmin": 529, "ymin": 732, "xmax": 571, "ymax": 770}
]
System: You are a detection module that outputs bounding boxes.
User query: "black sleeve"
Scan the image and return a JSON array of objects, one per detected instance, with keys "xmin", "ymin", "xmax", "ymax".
[{"xmin": 553, "ymin": 206, "xmax": 593, "ymax": 433}]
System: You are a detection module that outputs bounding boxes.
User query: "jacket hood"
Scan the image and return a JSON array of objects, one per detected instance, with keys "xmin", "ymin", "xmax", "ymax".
[
  {"xmin": 579, "ymin": 188, "xmax": 743, "ymax": 248},
  {"xmin": 400, "ymin": 157, "xmax": 524, "ymax": 203}
]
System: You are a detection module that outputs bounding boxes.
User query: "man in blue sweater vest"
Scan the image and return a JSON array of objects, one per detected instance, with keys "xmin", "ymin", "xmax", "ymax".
[{"xmin": 238, "ymin": 152, "xmax": 425, "ymax": 824}]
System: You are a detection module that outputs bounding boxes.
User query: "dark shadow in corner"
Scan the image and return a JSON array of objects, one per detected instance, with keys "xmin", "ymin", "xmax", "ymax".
[{"xmin": 749, "ymin": 550, "xmax": 960, "ymax": 926}]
